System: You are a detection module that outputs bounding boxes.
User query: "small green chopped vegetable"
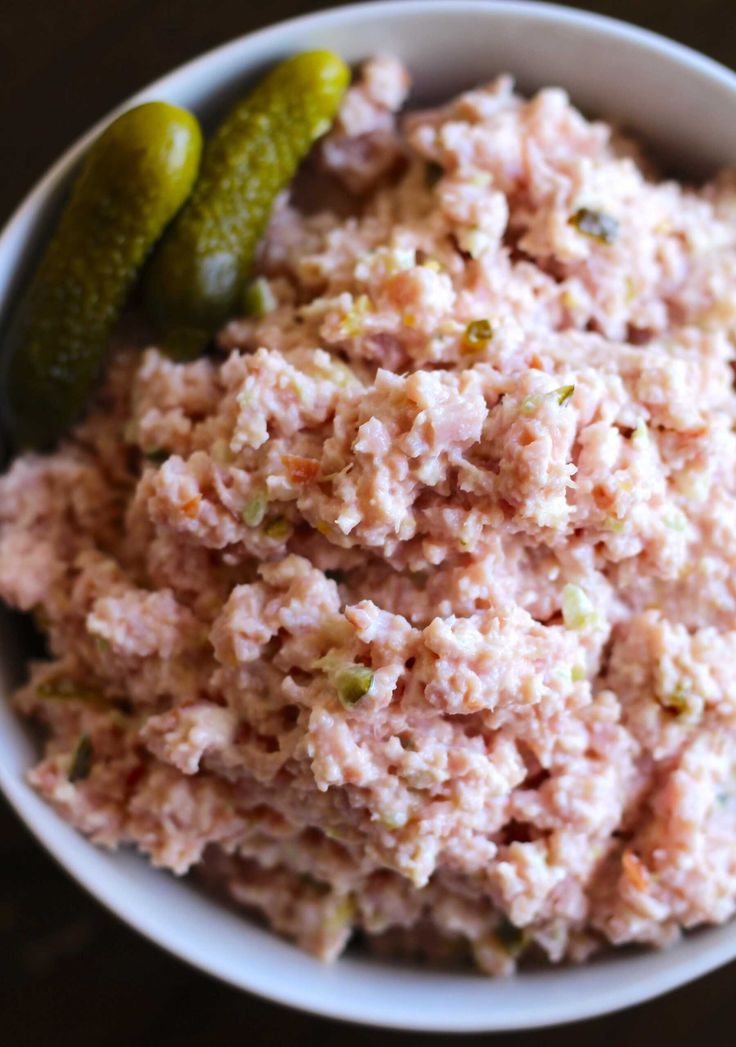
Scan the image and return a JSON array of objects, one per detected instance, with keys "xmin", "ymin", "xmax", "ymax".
[
  {"xmin": 143, "ymin": 449, "xmax": 168, "ymax": 466},
  {"xmin": 658, "ymin": 682, "xmax": 693, "ymax": 718},
  {"xmin": 243, "ymin": 276, "xmax": 277, "ymax": 318},
  {"xmin": 521, "ymin": 385, "xmax": 575, "ymax": 415},
  {"xmin": 334, "ymin": 664, "xmax": 374, "ymax": 708},
  {"xmin": 388, "ymin": 247, "xmax": 416, "ymax": 272},
  {"xmin": 631, "ymin": 419, "xmax": 649, "ymax": 445},
  {"xmin": 494, "ymin": 917, "xmax": 528, "ymax": 957},
  {"xmin": 561, "ymin": 583, "xmax": 598, "ymax": 631},
  {"xmin": 324, "ymin": 825, "xmax": 346, "ymax": 841},
  {"xmin": 299, "ymin": 873, "xmax": 331, "ymax": 896},
  {"xmin": 288, "ymin": 371, "xmax": 313, "ymax": 406},
  {"xmin": 262, "ymin": 515, "xmax": 291, "ymax": 539},
  {"xmin": 571, "ymin": 664, "xmax": 587, "ymax": 683},
  {"xmin": 242, "ymin": 489, "xmax": 268, "ymax": 527},
  {"xmin": 310, "ymin": 354, "xmax": 359, "ymax": 390},
  {"xmin": 312, "ymin": 650, "xmax": 341, "ymax": 674},
  {"xmin": 470, "ymin": 171, "xmax": 491, "ymax": 188},
  {"xmin": 380, "ymin": 811, "xmax": 408, "ymax": 830},
  {"xmin": 555, "ymin": 384, "xmax": 575, "ymax": 406},
  {"xmin": 324, "ymin": 893, "xmax": 357, "ymax": 934},
  {"xmin": 339, "ymin": 294, "xmax": 372, "ymax": 338},
  {"xmin": 37, "ymin": 678, "xmax": 102, "ymax": 704},
  {"xmin": 210, "ymin": 438, "xmax": 232, "ymax": 465},
  {"xmin": 463, "ymin": 318, "xmax": 494, "ymax": 350},
  {"xmin": 421, "ymin": 257, "xmax": 442, "ymax": 272},
  {"xmin": 461, "ymin": 228, "xmax": 491, "ymax": 259},
  {"xmin": 569, "ymin": 207, "xmax": 619, "ymax": 245},
  {"xmin": 520, "ymin": 394, "xmax": 542, "ymax": 415},
  {"xmin": 674, "ymin": 467, "xmax": 709, "ymax": 503},
  {"xmin": 664, "ymin": 509, "xmax": 688, "ymax": 532},
  {"xmin": 68, "ymin": 734, "xmax": 93, "ymax": 783}
]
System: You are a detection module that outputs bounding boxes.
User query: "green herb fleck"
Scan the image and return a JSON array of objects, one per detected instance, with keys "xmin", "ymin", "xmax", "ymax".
[
  {"xmin": 555, "ymin": 384, "xmax": 575, "ymax": 406},
  {"xmin": 380, "ymin": 811, "xmax": 408, "ymax": 830},
  {"xmin": 143, "ymin": 449, "xmax": 168, "ymax": 466},
  {"xmin": 463, "ymin": 319, "xmax": 494, "ymax": 350},
  {"xmin": 68, "ymin": 735, "xmax": 93, "ymax": 783},
  {"xmin": 324, "ymin": 893, "xmax": 356, "ymax": 933},
  {"xmin": 494, "ymin": 917, "xmax": 528, "ymax": 956},
  {"xmin": 658, "ymin": 682, "xmax": 692, "ymax": 718},
  {"xmin": 313, "ymin": 650, "xmax": 340, "ymax": 674},
  {"xmin": 631, "ymin": 419, "xmax": 649, "ymax": 445},
  {"xmin": 299, "ymin": 873, "xmax": 331, "ymax": 897},
  {"xmin": 325, "ymin": 569, "xmax": 346, "ymax": 584},
  {"xmin": 561, "ymin": 584, "xmax": 598, "ymax": 631},
  {"xmin": 664, "ymin": 510, "xmax": 687, "ymax": 532},
  {"xmin": 570, "ymin": 207, "xmax": 619, "ymax": 244},
  {"xmin": 462, "ymin": 228, "xmax": 490, "ymax": 259},
  {"xmin": 335, "ymin": 664, "xmax": 374, "ymax": 708},
  {"xmin": 421, "ymin": 257, "xmax": 442, "ymax": 272},
  {"xmin": 210, "ymin": 439, "xmax": 232, "ymax": 465},
  {"xmin": 339, "ymin": 294, "xmax": 372, "ymax": 338},
  {"xmin": 571, "ymin": 664, "xmax": 587, "ymax": 683},
  {"xmin": 37, "ymin": 678, "xmax": 102, "ymax": 704},
  {"xmin": 262, "ymin": 515, "xmax": 290, "ymax": 540},
  {"xmin": 242, "ymin": 489, "xmax": 268, "ymax": 527},
  {"xmin": 520, "ymin": 394, "xmax": 542, "ymax": 415}
]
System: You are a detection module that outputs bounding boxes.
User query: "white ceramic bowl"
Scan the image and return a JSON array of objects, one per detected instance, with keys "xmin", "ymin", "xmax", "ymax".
[{"xmin": 3, "ymin": 1, "xmax": 736, "ymax": 1032}]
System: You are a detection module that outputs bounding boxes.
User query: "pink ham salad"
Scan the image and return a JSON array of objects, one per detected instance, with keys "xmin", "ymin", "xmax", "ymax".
[{"xmin": 4, "ymin": 56, "xmax": 736, "ymax": 974}]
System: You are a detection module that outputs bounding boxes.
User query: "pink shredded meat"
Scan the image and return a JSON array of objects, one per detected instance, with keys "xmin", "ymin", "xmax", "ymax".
[{"xmin": 4, "ymin": 57, "xmax": 736, "ymax": 973}]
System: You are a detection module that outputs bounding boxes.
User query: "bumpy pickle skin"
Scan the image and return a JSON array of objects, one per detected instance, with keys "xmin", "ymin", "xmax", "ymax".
[
  {"xmin": 3, "ymin": 102, "xmax": 203, "ymax": 449},
  {"xmin": 145, "ymin": 51, "xmax": 351, "ymax": 358}
]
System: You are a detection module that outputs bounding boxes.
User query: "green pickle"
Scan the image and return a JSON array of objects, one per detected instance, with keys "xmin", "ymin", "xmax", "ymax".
[
  {"xmin": 146, "ymin": 51, "xmax": 350, "ymax": 358},
  {"xmin": 3, "ymin": 102, "xmax": 202, "ymax": 448}
]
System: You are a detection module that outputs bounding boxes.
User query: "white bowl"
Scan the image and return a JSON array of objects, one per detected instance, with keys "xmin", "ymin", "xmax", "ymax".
[{"xmin": 3, "ymin": 1, "xmax": 736, "ymax": 1032}]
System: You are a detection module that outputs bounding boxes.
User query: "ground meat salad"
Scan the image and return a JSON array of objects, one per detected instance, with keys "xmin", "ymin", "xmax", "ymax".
[{"xmin": 4, "ymin": 56, "xmax": 736, "ymax": 975}]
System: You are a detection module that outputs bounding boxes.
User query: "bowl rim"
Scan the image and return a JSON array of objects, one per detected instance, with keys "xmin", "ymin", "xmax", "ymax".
[{"xmin": 3, "ymin": 0, "xmax": 736, "ymax": 1032}]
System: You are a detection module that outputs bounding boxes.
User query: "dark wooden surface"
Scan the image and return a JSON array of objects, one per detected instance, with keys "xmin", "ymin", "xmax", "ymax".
[{"xmin": 3, "ymin": 2, "xmax": 736, "ymax": 1043}]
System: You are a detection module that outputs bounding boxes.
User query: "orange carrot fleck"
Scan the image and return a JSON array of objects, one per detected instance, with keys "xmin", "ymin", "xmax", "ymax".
[
  {"xmin": 181, "ymin": 495, "xmax": 202, "ymax": 518},
  {"xmin": 622, "ymin": 850, "xmax": 649, "ymax": 891},
  {"xmin": 282, "ymin": 454, "xmax": 320, "ymax": 484}
]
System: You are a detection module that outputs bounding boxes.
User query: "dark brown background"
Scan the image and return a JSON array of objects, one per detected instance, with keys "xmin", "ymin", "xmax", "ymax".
[{"xmin": 2, "ymin": 1, "xmax": 736, "ymax": 1043}]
